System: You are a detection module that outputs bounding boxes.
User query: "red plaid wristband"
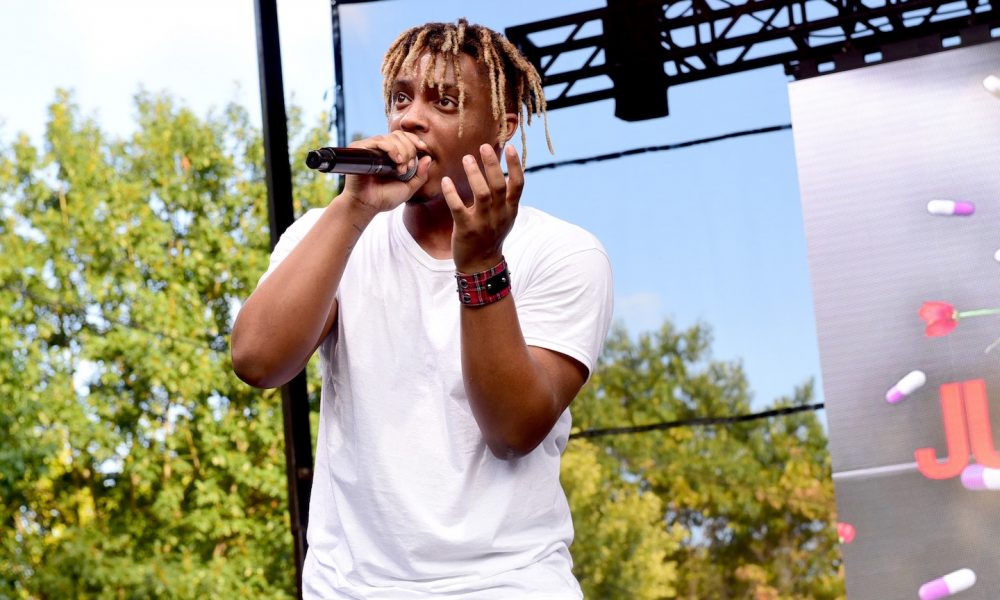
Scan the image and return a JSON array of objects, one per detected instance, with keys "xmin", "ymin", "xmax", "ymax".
[{"xmin": 455, "ymin": 258, "xmax": 511, "ymax": 307}]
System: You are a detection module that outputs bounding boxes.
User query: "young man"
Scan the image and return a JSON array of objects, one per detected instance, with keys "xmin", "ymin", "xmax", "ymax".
[{"xmin": 232, "ymin": 18, "xmax": 613, "ymax": 599}]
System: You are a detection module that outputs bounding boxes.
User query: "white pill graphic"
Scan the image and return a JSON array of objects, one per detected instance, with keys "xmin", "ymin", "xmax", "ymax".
[
  {"xmin": 885, "ymin": 370, "xmax": 926, "ymax": 404},
  {"xmin": 960, "ymin": 464, "xmax": 1000, "ymax": 490},
  {"xmin": 927, "ymin": 200, "xmax": 974, "ymax": 216},
  {"xmin": 918, "ymin": 568, "xmax": 976, "ymax": 600},
  {"xmin": 984, "ymin": 75, "xmax": 1000, "ymax": 97}
]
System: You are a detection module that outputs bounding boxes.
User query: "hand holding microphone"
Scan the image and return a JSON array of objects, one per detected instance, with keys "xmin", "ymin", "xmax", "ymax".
[
  {"xmin": 314, "ymin": 131, "xmax": 432, "ymax": 214},
  {"xmin": 306, "ymin": 147, "xmax": 419, "ymax": 181}
]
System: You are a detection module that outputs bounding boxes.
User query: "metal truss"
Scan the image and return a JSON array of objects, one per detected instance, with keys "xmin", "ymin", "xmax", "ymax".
[{"xmin": 506, "ymin": 0, "xmax": 1000, "ymax": 117}]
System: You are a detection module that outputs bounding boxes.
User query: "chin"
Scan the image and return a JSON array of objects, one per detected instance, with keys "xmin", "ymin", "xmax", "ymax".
[{"xmin": 406, "ymin": 183, "xmax": 444, "ymax": 206}]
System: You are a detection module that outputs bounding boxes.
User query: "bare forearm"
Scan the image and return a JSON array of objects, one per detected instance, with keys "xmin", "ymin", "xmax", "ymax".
[
  {"xmin": 231, "ymin": 195, "xmax": 375, "ymax": 387},
  {"xmin": 460, "ymin": 298, "xmax": 559, "ymax": 458},
  {"xmin": 443, "ymin": 145, "xmax": 587, "ymax": 457},
  {"xmin": 232, "ymin": 130, "xmax": 431, "ymax": 388}
]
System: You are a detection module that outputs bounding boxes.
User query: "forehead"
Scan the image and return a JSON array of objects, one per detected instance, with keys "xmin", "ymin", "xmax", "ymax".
[{"xmin": 392, "ymin": 51, "xmax": 487, "ymax": 90}]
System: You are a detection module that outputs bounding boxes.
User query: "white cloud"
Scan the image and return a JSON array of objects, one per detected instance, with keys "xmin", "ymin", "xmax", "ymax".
[
  {"xmin": 338, "ymin": 4, "xmax": 370, "ymax": 37},
  {"xmin": 1, "ymin": 1, "xmax": 263, "ymax": 142}
]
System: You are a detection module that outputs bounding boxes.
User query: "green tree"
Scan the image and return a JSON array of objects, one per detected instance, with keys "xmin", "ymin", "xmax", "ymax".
[
  {"xmin": 2, "ymin": 91, "xmax": 843, "ymax": 598},
  {"xmin": 0, "ymin": 90, "xmax": 333, "ymax": 598},
  {"xmin": 564, "ymin": 323, "xmax": 844, "ymax": 599},
  {"xmin": 561, "ymin": 438, "xmax": 685, "ymax": 599}
]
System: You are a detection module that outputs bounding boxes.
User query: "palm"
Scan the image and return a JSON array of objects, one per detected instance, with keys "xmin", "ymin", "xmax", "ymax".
[{"xmin": 344, "ymin": 175, "xmax": 413, "ymax": 213}]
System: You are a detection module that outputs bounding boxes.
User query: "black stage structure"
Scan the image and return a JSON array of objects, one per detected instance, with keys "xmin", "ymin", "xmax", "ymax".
[{"xmin": 252, "ymin": 0, "xmax": 1000, "ymax": 596}]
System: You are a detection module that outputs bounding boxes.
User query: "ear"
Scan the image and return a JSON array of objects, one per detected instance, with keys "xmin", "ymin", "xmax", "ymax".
[{"xmin": 499, "ymin": 111, "xmax": 520, "ymax": 145}]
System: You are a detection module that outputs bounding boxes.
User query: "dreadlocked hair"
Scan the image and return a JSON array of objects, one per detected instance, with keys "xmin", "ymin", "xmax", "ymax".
[{"xmin": 380, "ymin": 18, "xmax": 553, "ymax": 165}]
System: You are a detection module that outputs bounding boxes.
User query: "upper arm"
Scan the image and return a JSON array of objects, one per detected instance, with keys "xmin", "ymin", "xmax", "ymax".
[
  {"xmin": 317, "ymin": 298, "xmax": 339, "ymax": 352},
  {"xmin": 528, "ymin": 345, "xmax": 589, "ymax": 414}
]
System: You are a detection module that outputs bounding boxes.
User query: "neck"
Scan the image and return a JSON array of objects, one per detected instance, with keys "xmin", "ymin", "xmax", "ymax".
[{"xmin": 403, "ymin": 196, "xmax": 454, "ymax": 259}]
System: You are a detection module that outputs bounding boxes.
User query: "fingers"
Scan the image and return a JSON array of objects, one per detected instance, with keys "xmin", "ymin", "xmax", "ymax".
[
  {"xmin": 503, "ymin": 144, "xmax": 524, "ymax": 204},
  {"xmin": 459, "ymin": 144, "xmax": 526, "ymax": 213},
  {"xmin": 405, "ymin": 155, "xmax": 434, "ymax": 192},
  {"xmin": 394, "ymin": 131, "xmax": 428, "ymax": 175},
  {"xmin": 351, "ymin": 132, "xmax": 427, "ymax": 176},
  {"xmin": 479, "ymin": 144, "xmax": 507, "ymax": 200},
  {"xmin": 462, "ymin": 144, "xmax": 522, "ymax": 208},
  {"xmin": 441, "ymin": 176, "xmax": 468, "ymax": 219},
  {"xmin": 462, "ymin": 153, "xmax": 493, "ymax": 208}
]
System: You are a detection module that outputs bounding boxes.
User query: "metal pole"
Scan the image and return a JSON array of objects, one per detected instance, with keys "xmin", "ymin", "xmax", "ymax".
[
  {"xmin": 331, "ymin": 0, "xmax": 348, "ymax": 191},
  {"xmin": 253, "ymin": 1, "xmax": 314, "ymax": 596}
]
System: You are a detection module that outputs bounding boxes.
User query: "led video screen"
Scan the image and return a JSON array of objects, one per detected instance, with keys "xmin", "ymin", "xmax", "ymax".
[{"xmin": 791, "ymin": 41, "xmax": 1000, "ymax": 599}]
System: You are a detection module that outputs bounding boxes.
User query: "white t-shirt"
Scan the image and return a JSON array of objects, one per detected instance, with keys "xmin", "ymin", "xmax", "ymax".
[{"xmin": 260, "ymin": 203, "xmax": 614, "ymax": 599}]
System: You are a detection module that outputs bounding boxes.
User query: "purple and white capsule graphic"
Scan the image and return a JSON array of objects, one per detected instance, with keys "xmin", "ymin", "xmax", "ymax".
[
  {"xmin": 918, "ymin": 568, "xmax": 976, "ymax": 600},
  {"xmin": 960, "ymin": 464, "xmax": 1000, "ymax": 490},
  {"xmin": 927, "ymin": 200, "xmax": 975, "ymax": 216},
  {"xmin": 985, "ymin": 75, "xmax": 1000, "ymax": 98},
  {"xmin": 885, "ymin": 370, "xmax": 926, "ymax": 404}
]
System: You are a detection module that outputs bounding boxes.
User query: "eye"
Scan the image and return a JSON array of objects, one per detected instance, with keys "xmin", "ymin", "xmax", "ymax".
[
  {"xmin": 392, "ymin": 92, "xmax": 410, "ymax": 107},
  {"xmin": 438, "ymin": 96, "xmax": 458, "ymax": 108}
]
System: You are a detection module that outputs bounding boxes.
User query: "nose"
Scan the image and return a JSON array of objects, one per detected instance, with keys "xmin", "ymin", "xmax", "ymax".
[{"xmin": 398, "ymin": 98, "xmax": 429, "ymax": 133}]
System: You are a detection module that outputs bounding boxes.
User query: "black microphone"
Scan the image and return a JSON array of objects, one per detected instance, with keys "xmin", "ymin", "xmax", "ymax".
[{"xmin": 305, "ymin": 147, "xmax": 418, "ymax": 181}]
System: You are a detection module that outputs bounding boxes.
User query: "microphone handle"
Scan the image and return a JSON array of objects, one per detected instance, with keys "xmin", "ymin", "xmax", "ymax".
[{"xmin": 305, "ymin": 147, "xmax": 417, "ymax": 181}]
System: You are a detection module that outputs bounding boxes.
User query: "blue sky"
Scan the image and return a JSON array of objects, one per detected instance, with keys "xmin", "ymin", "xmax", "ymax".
[{"xmin": 0, "ymin": 0, "xmax": 824, "ymax": 412}]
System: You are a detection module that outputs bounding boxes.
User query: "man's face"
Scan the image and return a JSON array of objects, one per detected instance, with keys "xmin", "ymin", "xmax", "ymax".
[{"xmin": 387, "ymin": 52, "xmax": 510, "ymax": 205}]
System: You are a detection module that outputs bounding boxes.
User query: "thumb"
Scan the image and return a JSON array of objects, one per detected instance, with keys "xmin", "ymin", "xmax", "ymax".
[{"xmin": 403, "ymin": 155, "xmax": 434, "ymax": 193}]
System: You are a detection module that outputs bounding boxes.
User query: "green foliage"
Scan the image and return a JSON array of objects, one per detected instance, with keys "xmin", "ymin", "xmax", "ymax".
[
  {"xmin": 0, "ymin": 90, "xmax": 335, "ymax": 598},
  {"xmin": 564, "ymin": 323, "xmax": 845, "ymax": 599},
  {"xmin": 1, "ymin": 91, "xmax": 842, "ymax": 598},
  {"xmin": 562, "ymin": 439, "xmax": 684, "ymax": 599}
]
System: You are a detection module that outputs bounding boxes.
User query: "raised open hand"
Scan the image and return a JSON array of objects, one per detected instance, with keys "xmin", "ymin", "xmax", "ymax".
[{"xmin": 441, "ymin": 144, "xmax": 524, "ymax": 273}]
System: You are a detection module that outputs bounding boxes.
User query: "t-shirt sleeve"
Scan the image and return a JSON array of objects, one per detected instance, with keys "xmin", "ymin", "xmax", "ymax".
[
  {"xmin": 517, "ymin": 247, "xmax": 614, "ymax": 380},
  {"xmin": 256, "ymin": 208, "xmax": 325, "ymax": 287}
]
